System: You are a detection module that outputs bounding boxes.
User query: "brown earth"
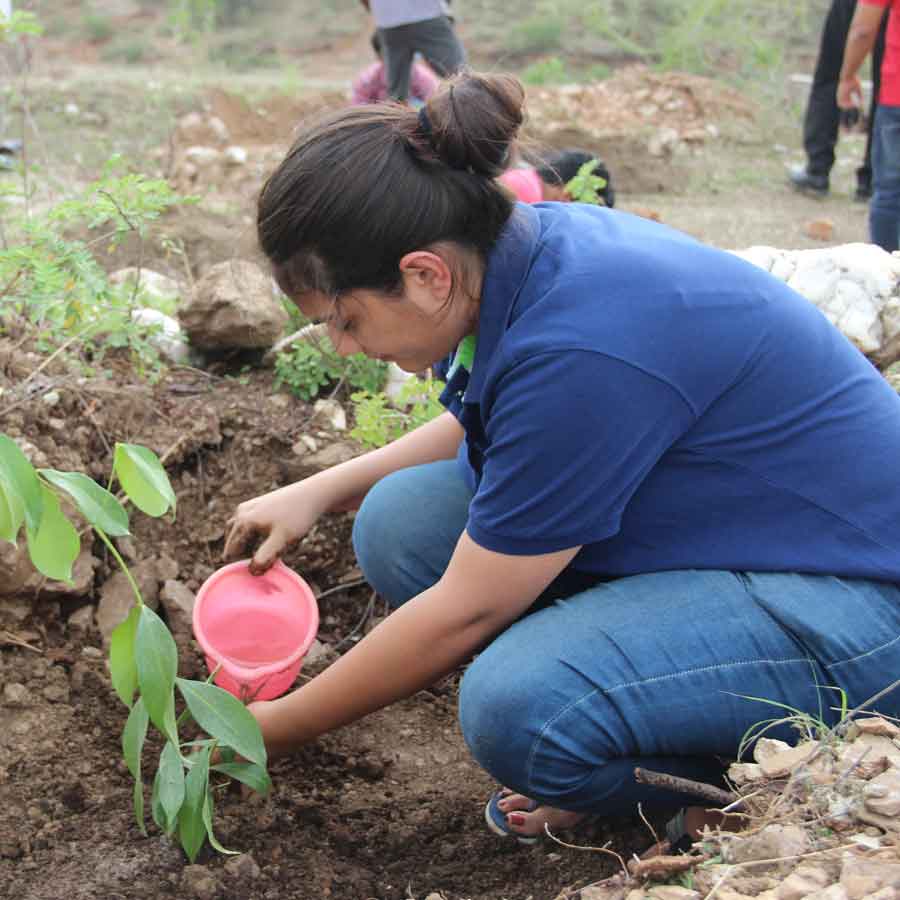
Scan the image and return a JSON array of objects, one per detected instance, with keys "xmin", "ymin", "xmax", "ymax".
[{"xmin": 0, "ymin": 334, "xmax": 658, "ymax": 900}]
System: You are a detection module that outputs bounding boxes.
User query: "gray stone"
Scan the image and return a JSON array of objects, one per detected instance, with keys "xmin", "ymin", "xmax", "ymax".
[
  {"xmin": 840, "ymin": 856, "xmax": 900, "ymax": 900},
  {"xmin": 96, "ymin": 559, "xmax": 161, "ymax": 642},
  {"xmin": 180, "ymin": 260, "xmax": 287, "ymax": 350},
  {"xmin": 180, "ymin": 865, "xmax": 219, "ymax": 900},
  {"xmin": 67, "ymin": 605, "xmax": 95, "ymax": 632},
  {"xmin": 223, "ymin": 853, "xmax": 260, "ymax": 880},
  {"xmin": 724, "ymin": 824, "xmax": 809, "ymax": 872},
  {"xmin": 159, "ymin": 580, "xmax": 195, "ymax": 638},
  {"xmin": 3, "ymin": 683, "xmax": 30, "ymax": 707},
  {"xmin": 0, "ymin": 542, "xmax": 96, "ymax": 600}
]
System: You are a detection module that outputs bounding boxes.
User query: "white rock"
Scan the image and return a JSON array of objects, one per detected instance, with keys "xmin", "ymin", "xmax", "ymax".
[
  {"xmin": 184, "ymin": 146, "xmax": 222, "ymax": 168},
  {"xmin": 131, "ymin": 308, "xmax": 191, "ymax": 364},
  {"xmin": 313, "ymin": 398, "xmax": 347, "ymax": 431},
  {"xmin": 110, "ymin": 267, "xmax": 182, "ymax": 309},
  {"xmin": 223, "ymin": 145, "xmax": 248, "ymax": 166},
  {"xmin": 864, "ymin": 767, "xmax": 900, "ymax": 818},
  {"xmin": 840, "ymin": 855, "xmax": 900, "ymax": 899},
  {"xmin": 728, "ymin": 761, "xmax": 765, "ymax": 785},
  {"xmin": 776, "ymin": 865, "xmax": 831, "ymax": 899},
  {"xmin": 208, "ymin": 115, "xmax": 230, "ymax": 143}
]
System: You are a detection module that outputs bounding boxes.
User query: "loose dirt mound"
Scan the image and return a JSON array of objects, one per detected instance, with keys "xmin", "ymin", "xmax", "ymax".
[{"xmin": 522, "ymin": 65, "xmax": 759, "ymax": 194}]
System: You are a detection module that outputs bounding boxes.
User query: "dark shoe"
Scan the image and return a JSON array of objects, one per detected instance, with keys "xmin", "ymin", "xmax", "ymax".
[
  {"xmin": 788, "ymin": 165, "xmax": 829, "ymax": 196},
  {"xmin": 855, "ymin": 182, "xmax": 873, "ymax": 202}
]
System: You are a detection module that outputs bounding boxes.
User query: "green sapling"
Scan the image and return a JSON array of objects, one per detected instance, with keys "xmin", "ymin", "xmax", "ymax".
[{"xmin": 0, "ymin": 434, "xmax": 270, "ymax": 861}]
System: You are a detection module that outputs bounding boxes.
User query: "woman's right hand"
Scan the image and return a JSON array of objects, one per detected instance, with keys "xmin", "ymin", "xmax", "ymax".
[{"xmin": 223, "ymin": 481, "xmax": 325, "ymax": 575}]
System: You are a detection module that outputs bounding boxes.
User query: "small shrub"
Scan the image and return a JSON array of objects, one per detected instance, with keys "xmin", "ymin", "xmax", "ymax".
[
  {"xmin": 566, "ymin": 159, "xmax": 608, "ymax": 205},
  {"xmin": 351, "ymin": 376, "xmax": 446, "ymax": 449},
  {"xmin": 273, "ymin": 341, "xmax": 387, "ymax": 403}
]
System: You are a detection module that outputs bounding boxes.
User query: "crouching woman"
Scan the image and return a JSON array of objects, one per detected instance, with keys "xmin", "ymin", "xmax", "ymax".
[{"xmin": 225, "ymin": 71, "xmax": 900, "ymax": 845}]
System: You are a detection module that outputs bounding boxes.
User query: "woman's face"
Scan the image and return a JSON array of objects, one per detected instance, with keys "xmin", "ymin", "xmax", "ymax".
[{"xmin": 295, "ymin": 250, "xmax": 480, "ymax": 373}]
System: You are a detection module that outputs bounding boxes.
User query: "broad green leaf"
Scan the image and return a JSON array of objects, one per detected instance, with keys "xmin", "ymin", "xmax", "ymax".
[
  {"xmin": 113, "ymin": 443, "xmax": 176, "ymax": 518},
  {"xmin": 202, "ymin": 789, "xmax": 238, "ymax": 855},
  {"xmin": 109, "ymin": 605, "xmax": 140, "ymax": 708},
  {"xmin": 211, "ymin": 761, "xmax": 272, "ymax": 796},
  {"xmin": 122, "ymin": 697, "xmax": 149, "ymax": 779},
  {"xmin": 151, "ymin": 768, "xmax": 170, "ymax": 835},
  {"xmin": 176, "ymin": 679, "xmax": 267, "ymax": 769},
  {"xmin": 0, "ymin": 434, "xmax": 42, "ymax": 533},
  {"xmin": 157, "ymin": 740, "xmax": 186, "ymax": 833},
  {"xmin": 135, "ymin": 605, "xmax": 178, "ymax": 745},
  {"xmin": 39, "ymin": 470, "xmax": 130, "ymax": 536},
  {"xmin": 179, "ymin": 746, "xmax": 210, "ymax": 863},
  {"xmin": 0, "ymin": 473, "xmax": 24, "ymax": 544},
  {"xmin": 122, "ymin": 698, "xmax": 149, "ymax": 835},
  {"xmin": 132, "ymin": 779, "xmax": 145, "ymax": 837},
  {"xmin": 25, "ymin": 484, "xmax": 79, "ymax": 582}
]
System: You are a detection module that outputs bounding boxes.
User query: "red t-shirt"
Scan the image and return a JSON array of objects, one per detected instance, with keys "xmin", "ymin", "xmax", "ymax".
[{"xmin": 865, "ymin": 0, "xmax": 900, "ymax": 105}]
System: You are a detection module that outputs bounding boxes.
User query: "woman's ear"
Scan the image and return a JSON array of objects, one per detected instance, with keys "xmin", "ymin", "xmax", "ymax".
[{"xmin": 398, "ymin": 250, "xmax": 454, "ymax": 311}]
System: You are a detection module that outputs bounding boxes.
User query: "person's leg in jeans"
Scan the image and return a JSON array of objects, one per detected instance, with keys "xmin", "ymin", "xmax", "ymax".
[
  {"xmin": 870, "ymin": 104, "xmax": 900, "ymax": 252},
  {"xmin": 352, "ymin": 459, "xmax": 470, "ymax": 605},
  {"xmin": 856, "ymin": 14, "xmax": 887, "ymax": 198},
  {"xmin": 459, "ymin": 570, "xmax": 900, "ymax": 830}
]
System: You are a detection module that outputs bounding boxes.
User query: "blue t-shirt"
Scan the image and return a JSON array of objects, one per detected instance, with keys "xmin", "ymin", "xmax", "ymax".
[{"xmin": 439, "ymin": 203, "xmax": 900, "ymax": 581}]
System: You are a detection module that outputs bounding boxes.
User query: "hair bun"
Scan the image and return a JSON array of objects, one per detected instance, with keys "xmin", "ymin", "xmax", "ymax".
[{"xmin": 421, "ymin": 72, "xmax": 525, "ymax": 177}]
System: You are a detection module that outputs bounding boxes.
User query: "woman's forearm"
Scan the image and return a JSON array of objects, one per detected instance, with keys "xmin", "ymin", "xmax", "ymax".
[
  {"xmin": 306, "ymin": 410, "xmax": 464, "ymax": 514},
  {"xmin": 253, "ymin": 582, "xmax": 495, "ymax": 757}
]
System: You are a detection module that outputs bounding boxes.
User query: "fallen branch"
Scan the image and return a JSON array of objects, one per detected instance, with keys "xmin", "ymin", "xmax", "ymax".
[{"xmin": 634, "ymin": 767, "xmax": 737, "ymax": 806}]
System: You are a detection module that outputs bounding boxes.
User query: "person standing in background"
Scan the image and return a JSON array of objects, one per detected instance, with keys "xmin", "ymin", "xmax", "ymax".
[
  {"xmin": 359, "ymin": 0, "xmax": 466, "ymax": 103},
  {"xmin": 839, "ymin": 0, "xmax": 899, "ymax": 251},
  {"xmin": 789, "ymin": 0, "xmax": 886, "ymax": 200}
]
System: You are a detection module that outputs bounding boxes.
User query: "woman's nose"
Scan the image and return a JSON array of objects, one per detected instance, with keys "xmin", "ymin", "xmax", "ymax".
[{"xmin": 328, "ymin": 325, "xmax": 363, "ymax": 357}]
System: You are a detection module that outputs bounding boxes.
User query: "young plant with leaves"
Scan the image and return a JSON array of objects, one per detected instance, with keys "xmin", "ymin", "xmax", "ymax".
[
  {"xmin": 565, "ymin": 159, "xmax": 608, "ymax": 205},
  {"xmin": 351, "ymin": 375, "xmax": 446, "ymax": 449},
  {"xmin": 0, "ymin": 434, "xmax": 270, "ymax": 861}
]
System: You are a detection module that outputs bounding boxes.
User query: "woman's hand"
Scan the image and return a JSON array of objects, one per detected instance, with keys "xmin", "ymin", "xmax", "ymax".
[{"xmin": 223, "ymin": 480, "xmax": 327, "ymax": 574}]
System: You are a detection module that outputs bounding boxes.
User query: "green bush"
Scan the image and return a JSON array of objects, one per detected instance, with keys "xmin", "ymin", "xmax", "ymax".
[
  {"xmin": 0, "ymin": 155, "xmax": 192, "ymax": 377},
  {"xmin": 351, "ymin": 377, "xmax": 446, "ymax": 449},
  {"xmin": 273, "ymin": 340, "xmax": 388, "ymax": 403}
]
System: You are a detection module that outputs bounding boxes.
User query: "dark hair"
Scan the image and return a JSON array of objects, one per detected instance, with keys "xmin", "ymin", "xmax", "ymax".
[
  {"xmin": 257, "ymin": 72, "xmax": 525, "ymax": 300},
  {"xmin": 370, "ymin": 32, "xmax": 381, "ymax": 57},
  {"xmin": 536, "ymin": 148, "xmax": 615, "ymax": 207}
]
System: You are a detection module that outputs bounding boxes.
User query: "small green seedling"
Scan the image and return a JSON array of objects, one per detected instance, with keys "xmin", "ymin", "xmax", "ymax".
[
  {"xmin": 565, "ymin": 158, "xmax": 608, "ymax": 205},
  {"xmin": 0, "ymin": 434, "xmax": 270, "ymax": 861}
]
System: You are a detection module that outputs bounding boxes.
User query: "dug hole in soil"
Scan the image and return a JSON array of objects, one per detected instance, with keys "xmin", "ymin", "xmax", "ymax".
[{"xmin": 0, "ymin": 332, "xmax": 657, "ymax": 900}]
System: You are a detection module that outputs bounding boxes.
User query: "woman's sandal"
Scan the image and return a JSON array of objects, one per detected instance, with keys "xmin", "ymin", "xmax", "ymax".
[{"xmin": 484, "ymin": 790, "xmax": 540, "ymax": 845}]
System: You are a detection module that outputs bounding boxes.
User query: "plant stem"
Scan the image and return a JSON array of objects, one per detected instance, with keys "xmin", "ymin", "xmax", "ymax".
[{"xmin": 95, "ymin": 527, "xmax": 144, "ymax": 607}]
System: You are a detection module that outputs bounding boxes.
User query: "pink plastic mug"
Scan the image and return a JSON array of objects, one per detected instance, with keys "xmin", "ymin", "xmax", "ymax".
[{"xmin": 192, "ymin": 559, "xmax": 320, "ymax": 702}]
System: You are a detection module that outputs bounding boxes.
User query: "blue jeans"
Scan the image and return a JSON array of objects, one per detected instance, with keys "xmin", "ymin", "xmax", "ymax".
[
  {"xmin": 870, "ymin": 104, "xmax": 900, "ymax": 252},
  {"xmin": 353, "ymin": 461, "xmax": 900, "ymax": 814}
]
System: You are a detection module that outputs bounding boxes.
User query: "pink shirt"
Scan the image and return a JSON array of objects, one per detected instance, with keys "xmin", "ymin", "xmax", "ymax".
[
  {"xmin": 497, "ymin": 168, "xmax": 544, "ymax": 203},
  {"xmin": 351, "ymin": 61, "xmax": 440, "ymax": 105}
]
